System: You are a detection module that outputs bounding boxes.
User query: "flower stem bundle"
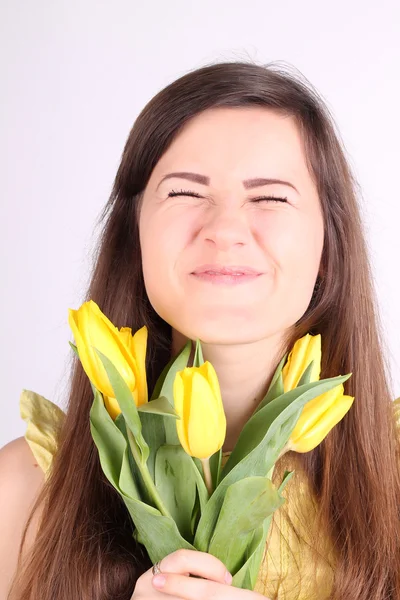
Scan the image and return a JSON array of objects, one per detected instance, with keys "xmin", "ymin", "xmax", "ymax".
[{"xmin": 68, "ymin": 300, "xmax": 354, "ymax": 590}]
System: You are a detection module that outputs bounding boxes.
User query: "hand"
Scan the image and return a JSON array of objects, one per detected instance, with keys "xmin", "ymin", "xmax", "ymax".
[{"xmin": 132, "ymin": 548, "xmax": 270, "ymax": 599}]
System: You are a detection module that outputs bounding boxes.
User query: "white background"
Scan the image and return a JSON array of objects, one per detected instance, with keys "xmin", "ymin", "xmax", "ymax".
[{"xmin": 1, "ymin": 0, "xmax": 399, "ymax": 448}]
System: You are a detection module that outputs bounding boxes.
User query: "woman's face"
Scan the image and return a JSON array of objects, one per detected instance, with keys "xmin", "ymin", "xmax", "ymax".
[{"xmin": 139, "ymin": 107, "xmax": 324, "ymax": 345}]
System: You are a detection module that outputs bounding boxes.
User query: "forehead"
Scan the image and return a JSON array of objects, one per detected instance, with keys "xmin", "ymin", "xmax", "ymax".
[{"xmin": 150, "ymin": 106, "xmax": 312, "ymax": 189}]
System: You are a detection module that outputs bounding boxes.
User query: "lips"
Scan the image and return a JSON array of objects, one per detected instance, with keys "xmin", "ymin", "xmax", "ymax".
[{"xmin": 192, "ymin": 264, "xmax": 262, "ymax": 276}]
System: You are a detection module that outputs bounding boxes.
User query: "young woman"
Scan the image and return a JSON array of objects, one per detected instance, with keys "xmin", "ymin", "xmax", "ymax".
[{"xmin": 1, "ymin": 60, "xmax": 400, "ymax": 600}]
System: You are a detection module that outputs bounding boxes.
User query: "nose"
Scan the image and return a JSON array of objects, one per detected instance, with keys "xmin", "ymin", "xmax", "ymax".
[{"xmin": 199, "ymin": 206, "xmax": 252, "ymax": 252}]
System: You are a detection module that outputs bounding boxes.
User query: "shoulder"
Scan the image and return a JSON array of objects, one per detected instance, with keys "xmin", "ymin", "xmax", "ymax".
[
  {"xmin": 0, "ymin": 437, "xmax": 45, "ymax": 513},
  {"xmin": 0, "ymin": 436, "xmax": 45, "ymax": 526},
  {"xmin": 0, "ymin": 435, "xmax": 45, "ymax": 485},
  {"xmin": 0, "ymin": 437, "xmax": 45, "ymax": 596}
]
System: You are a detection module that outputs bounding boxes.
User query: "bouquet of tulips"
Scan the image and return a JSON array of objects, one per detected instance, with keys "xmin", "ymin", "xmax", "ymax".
[{"xmin": 69, "ymin": 300, "xmax": 354, "ymax": 590}]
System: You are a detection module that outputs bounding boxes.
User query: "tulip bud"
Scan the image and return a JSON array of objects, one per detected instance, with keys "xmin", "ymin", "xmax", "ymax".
[
  {"xmin": 282, "ymin": 334, "xmax": 321, "ymax": 392},
  {"xmin": 173, "ymin": 362, "xmax": 226, "ymax": 460},
  {"xmin": 68, "ymin": 300, "xmax": 148, "ymax": 419},
  {"xmin": 281, "ymin": 333, "xmax": 354, "ymax": 453},
  {"xmin": 287, "ymin": 386, "xmax": 354, "ymax": 453}
]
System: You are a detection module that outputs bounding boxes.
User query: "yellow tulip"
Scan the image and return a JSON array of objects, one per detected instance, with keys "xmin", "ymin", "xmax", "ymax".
[
  {"xmin": 281, "ymin": 333, "xmax": 354, "ymax": 453},
  {"xmin": 68, "ymin": 300, "xmax": 148, "ymax": 419},
  {"xmin": 286, "ymin": 385, "xmax": 354, "ymax": 453},
  {"xmin": 282, "ymin": 333, "xmax": 321, "ymax": 392},
  {"xmin": 173, "ymin": 362, "xmax": 226, "ymax": 460}
]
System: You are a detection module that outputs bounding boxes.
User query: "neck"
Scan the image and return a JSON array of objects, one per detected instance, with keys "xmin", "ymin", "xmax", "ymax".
[{"xmin": 171, "ymin": 330, "xmax": 288, "ymax": 452}]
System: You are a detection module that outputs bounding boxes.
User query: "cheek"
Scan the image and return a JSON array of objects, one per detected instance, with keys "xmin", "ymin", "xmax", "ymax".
[
  {"xmin": 140, "ymin": 211, "xmax": 190, "ymax": 302},
  {"xmin": 256, "ymin": 210, "xmax": 324, "ymax": 313},
  {"xmin": 141, "ymin": 204, "xmax": 199, "ymax": 268}
]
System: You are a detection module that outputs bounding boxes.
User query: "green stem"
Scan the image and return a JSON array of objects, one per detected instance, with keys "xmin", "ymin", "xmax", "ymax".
[
  {"xmin": 200, "ymin": 457, "xmax": 213, "ymax": 495},
  {"xmin": 126, "ymin": 428, "xmax": 171, "ymax": 518}
]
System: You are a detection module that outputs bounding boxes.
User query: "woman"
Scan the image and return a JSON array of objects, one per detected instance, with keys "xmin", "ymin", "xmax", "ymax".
[{"xmin": 1, "ymin": 60, "xmax": 400, "ymax": 600}]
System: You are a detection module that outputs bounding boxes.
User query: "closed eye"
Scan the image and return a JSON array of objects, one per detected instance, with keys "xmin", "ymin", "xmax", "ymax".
[
  {"xmin": 251, "ymin": 195, "xmax": 288, "ymax": 203},
  {"xmin": 167, "ymin": 189, "xmax": 288, "ymax": 203},
  {"xmin": 167, "ymin": 188, "xmax": 202, "ymax": 198}
]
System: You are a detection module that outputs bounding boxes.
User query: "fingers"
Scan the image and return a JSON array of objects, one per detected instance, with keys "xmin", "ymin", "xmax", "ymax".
[
  {"xmin": 152, "ymin": 571, "xmax": 269, "ymax": 599},
  {"xmin": 154, "ymin": 548, "xmax": 231, "ymax": 584}
]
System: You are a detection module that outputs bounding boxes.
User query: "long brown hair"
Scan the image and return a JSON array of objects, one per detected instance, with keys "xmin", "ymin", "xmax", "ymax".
[{"xmin": 9, "ymin": 60, "xmax": 400, "ymax": 600}]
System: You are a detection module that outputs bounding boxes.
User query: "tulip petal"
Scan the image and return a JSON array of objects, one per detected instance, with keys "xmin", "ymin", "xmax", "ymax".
[
  {"xmin": 282, "ymin": 334, "xmax": 310, "ymax": 391},
  {"xmin": 187, "ymin": 371, "xmax": 223, "ymax": 459},
  {"xmin": 202, "ymin": 362, "xmax": 222, "ymax": 404},
  {"xmin": 290, "ymin": 395, "xmax": 354, "ymax": 452},
  {"xmin": 68, "ymin": 307, "xmax": 113, "ymax": 396},
  {"xmin": 75, "ymin": 301, "xmax": 144, "ymax": 399},
  {"xmin": 89, "ymin": 302, "xmax": 141, "ymax": 387},
  {"xmin": 80, "ymin": 303, "xmax": 135, "ymax": 396},
  {"xmin": 201, "ymin": 363, "xmax": 225, "ymax": 434},
  {"xmin": 290, "ymin": 384, "xmax": 344, "ymax": 442},
  {"xmin": 308, "ymin": 335, "xmax": 322, "ymax": 381},
  {"xmin": 119, "ymin": 327, "xmax": 133, "ymax": 347},
  {"xmin": 173, "ymin": 372, "xmax": 191, "ymax": 455},
  {"xmin": 130, "ymin": 326, "xmax": 148, "ymax": 371},
  {"xmin": 103, "ymin": 395, "xmax": 122, "ymax": 421},
  {"xmin": 131, "ymin": 327, "xmax": 149, "ymax": 406},
  {"xmin": 193, "ymin": 363, "xmax": 226, "ymax": 453},
  {"xmin": 282, "ymin": 334, "xmax": 321, "ymax": 392},
  {"xmin": 118, "ymin": 326, "xmax": 148, "ymax": 406},
  {"xmin": 202, "ymin": 363, "xmax": 227, "ymax": 448}
]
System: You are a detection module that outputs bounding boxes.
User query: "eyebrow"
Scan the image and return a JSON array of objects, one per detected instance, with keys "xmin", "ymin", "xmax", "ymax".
[{"xmin": 156, "ymin": 171, "xmax": 299, "ymax": 193}]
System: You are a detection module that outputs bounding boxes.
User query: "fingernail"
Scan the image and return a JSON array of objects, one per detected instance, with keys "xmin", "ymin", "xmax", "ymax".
[
  {"xmin": 153, "ymin": 574, "xmax": 166, "ymax": 587},
  {"xmin": 224, "ymin": 571, "xmax": 233, "ymax": 584}
]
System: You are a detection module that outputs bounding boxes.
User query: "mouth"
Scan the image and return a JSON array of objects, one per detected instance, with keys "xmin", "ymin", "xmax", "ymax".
[
  {"xmin": 191, "ymin": 265, "xmax": 263, "ymax": 276},
  {"xmin": 190, "ymin": 268, "xmax": 263, "ymax": 286}
]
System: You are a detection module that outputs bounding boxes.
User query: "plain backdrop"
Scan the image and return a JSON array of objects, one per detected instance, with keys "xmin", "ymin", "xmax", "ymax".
[{"xmin": 1, "ymin": 0, "xmax": 399, "ymax": 448}]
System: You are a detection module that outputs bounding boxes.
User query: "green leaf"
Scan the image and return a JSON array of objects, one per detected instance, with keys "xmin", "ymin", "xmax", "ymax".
[
  {"xmin": 253, "ymin": 353, "xmax": 287, "ymax": 414},
  {"xmin": 232, "ymin": 515, "xmax": 273, "ymax": 590},
  {"xmin": 94, "ymin": 349, "xmax": 149, "ymax": 464},
  {"xmin": 122, "ymin": 495, "xmax": 195, "ymax": 563},
  {"xmin": 69, "ymin": 341, "xmax": 79, "ymax": 359},
  {"xmin": 90, "ymin": 388, "xmax": 140, "ymax": 499},
  {"xmin": 137, "ymin": 396, "xmax": 180, "ymax": 418},
  {"xmin": 156, "ymin": 341, "xmax": 192, "ymax": 446},
  {"xmin": 151, "ymin": 340, "xmax": 192, "ymax": 401},
  {"xmin": 194, "ymin": 373, "xmax": 351, "ymax": 552},
  {"xmin": 114, "ymin": 413, "xmax": 149, "ymax": 503},
  {"xmin": 278, "ymin": 470, "xmax": 294, "ymax": 493},
  {"xmin": 208, "ymin": 476, "xmax": 284, "ymax": 575},
  {"xmin": 255, "ymin": 351, "xmax": 315, "ymax": 416},
  {"xmin": 193, "ymin": 338, "xmax": 204, "ymax": 367},
  {"xmin": 222, "ymin": 373, "xmax": 351, "ymax": 479},
  {"xmin": 209, "ymin": 448, "xmax": 222, "ymax": 488},
  {"xmin": 90, "ymin": 389, "xmax": 194, "ymax": 562},
  {"xmin": 140, "ymin": 411, "xmax": 166, "ymax": 481},
  {"xmin": 155, "ymin": 445, "xmax": 199, "ymax": 542},
  {"xmin": 296, "ymin": 360, "xmax": 315, "ymax": 387},
  {"xmin": 168, "ymin": 450, "xmax": 209, "ymax": 513},
  {"xmin": 190, "ymin": 488, "xmax": 201, "ymax": 536},
  {"xmin": 119, "ymin": 429, "xmax": 143, "ymax": 501}
]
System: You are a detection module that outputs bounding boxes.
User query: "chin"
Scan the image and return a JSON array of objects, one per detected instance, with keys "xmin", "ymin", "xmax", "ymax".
[{"xmin": 177, "ymin": 318, "xmax": 267, "ymax": 347}]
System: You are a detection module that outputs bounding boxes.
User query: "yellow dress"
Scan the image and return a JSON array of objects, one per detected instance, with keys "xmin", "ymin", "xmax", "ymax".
[{"xmin": 20, "ymin": 390, "xmax": 400, "ymax": 600}]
